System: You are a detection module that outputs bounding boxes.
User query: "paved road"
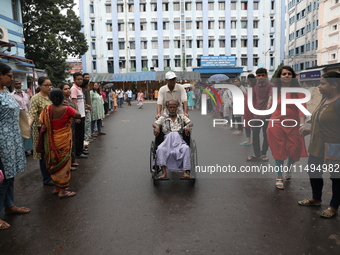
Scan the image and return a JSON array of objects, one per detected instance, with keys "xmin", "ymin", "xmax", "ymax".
[{"xmin": 1, "ymin": 101, "xmax": 339, "ymax": 255}]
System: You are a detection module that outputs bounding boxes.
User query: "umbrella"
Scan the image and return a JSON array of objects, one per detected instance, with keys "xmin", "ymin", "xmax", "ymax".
[
  {"xmin": 103, "ymin": 83, "xmax": 114, "ymax": 88},
  {"xmin": 207, "ymin": 74, "xmax": 229, "ymax": 83}
]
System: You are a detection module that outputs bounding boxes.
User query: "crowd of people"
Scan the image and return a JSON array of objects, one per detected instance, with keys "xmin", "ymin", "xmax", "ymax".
[{"xmin": 1, "ymin": 64, "xmax": 340, "ymax": 232}]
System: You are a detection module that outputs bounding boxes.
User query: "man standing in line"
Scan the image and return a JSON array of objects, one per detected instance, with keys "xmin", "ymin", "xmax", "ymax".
[
  {"xmin": 126, "ymin": 88, "xmax": 132, "ymax": 106},
  {"xmin": 70, "ymin": 72, "xmax": 88, "ymax": 159},
  {"xmin": 247, "ymin": 68, "xmax": 273, "ymax": 162},
  {"xmin": 155, "ymin": 71, "xmax": 188, "ymax": 119},
  {"xmin": 82, "ymin": 73, "xmax": 92, "ymax": 143}
]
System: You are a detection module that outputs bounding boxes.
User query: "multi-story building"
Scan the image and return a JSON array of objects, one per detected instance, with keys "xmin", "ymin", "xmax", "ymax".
[
  {"xmin": 0, "ymin": 0, "xmax": 35, "ymax": 89},
  {"xmin": 285, "ymin": 0, "xmax": 319, "ymax": 73},
  {"xmin": 79, "ymin": 0, "xmax": 285, "ymax": 80},
  {"xmin": 317, "ymin": 0, "xmax": 340, "ymax": 72}
]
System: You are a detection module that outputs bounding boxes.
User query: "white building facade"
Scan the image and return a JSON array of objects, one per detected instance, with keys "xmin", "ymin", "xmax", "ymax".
[
  {"xmin": 317, "ymin": 0, "xmax": 340, "ymax": 68},
  {"xmin": 285, "ymin": 0, "xmax": 319, "ymax": 72},
  {"xmin": 79, "ymin": 0, "xmax": 285, "ymax": 78}
]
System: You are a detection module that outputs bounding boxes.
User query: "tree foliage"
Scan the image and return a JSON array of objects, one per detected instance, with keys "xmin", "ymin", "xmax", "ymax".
[
  {"xmin": 270, "ymin": 61, "xmax": 284, "ymax": 82},
  {"xmin": 21, "ymin": 0, "xmax": 88, "ymax": 86}
]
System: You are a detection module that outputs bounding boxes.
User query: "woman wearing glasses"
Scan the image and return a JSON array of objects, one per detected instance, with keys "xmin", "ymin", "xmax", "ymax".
[
  {"xmin": 28, "ymin": 77, "xmax": 53, "ymax": 186},
  {"xmin": 0, "ymin": 63, "xmax": 30, "ymax": 230}
]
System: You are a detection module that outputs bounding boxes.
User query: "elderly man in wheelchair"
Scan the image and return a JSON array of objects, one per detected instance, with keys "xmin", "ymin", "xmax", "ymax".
[{"xmin": 152, "ymin": 99, "xmax": 193, "ymax": 179}]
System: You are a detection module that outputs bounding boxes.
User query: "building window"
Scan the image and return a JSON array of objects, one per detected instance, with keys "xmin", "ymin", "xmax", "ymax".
[
  {"xmin": 92, "ymin": 61, "xmax": 96, "ymax": 71},
  {"xmin": 130, "ymin": 41, "xmax": 135, "ymax": 49},
  {"xmin": 152, "ymin": 41, "xmax": 158, "ymax": 49},
  {"xmin": 90, "ymin": 4, "xmax": 94, "ymax": 13},
  {"xmin": 332, "ymin": 24, "xmax": 338, "ymax": 31},
  {"xmin": 197, "ymin": 58, "xmax": 201, "ymax": 66},
  {"xmin": 231, "ymin": 2, "xmax": 237, "ymax": 10},
  {"xmin": 253, "ymin": 58, "xmax": 259, "ymax": 66},
  {"xmin": 253, "ymin": 20, "xmax": 259, "ymax": 28},
  {"xmin": 231, "ymin": 39, "xmax": 237, "ymax": 47},
  {"xmin": 141, "ymin": 41, "xmax": 147, "ymax": 49},
  {"xmin": 241, "ymin": 39, "xmax": 247, "ymax": 47},
  {"xmin": 241, "ymin": 58, "xmax": 247, "ymax": 66},
  {"xmin": 119, "ymin": 42, "xmax": 125, "ymax": 50},
  {"xmin": 186, "ymin": 21, "xmax": 192, "ymax": 30},
  {"xmin": 119, "ymin": 60, "xmax": 125, "ymax": 69},
  {"xmin": 241, "ymin": 2, "xmax": 247, "ymax": 10},
  {"xmin": 197, "ymin": 40, "xmax": 203, "ymax": 48},
  {"xmin": 12, "ymin": 0, "xmax": 19, "ymax": 21},
  {"xmin": 107, "ymin": 42, "xmax": 113, "ymax": 50},
  {"xmin": 151, "ymin": 3, "xmax": 157, "ymax": 11},
  {"xmin": 271, "ymin": 1, "xmax": 275, "ymax": 10},
  {"xmin": 186, "ymin": 59, "xmax": 192, "ymax": 67},
  {"xmin": 163, "ymin": 22, "xmax": 169, "ymax": 30},
  {"xmin": 254, "ymin": 2, "xmax": 259, "ymax": 10},
  {"xmin": 208, "ymin": 21, "xmax": 214, "ymax": 29},
  {"xmin": 163, "ymin": 3, "xmax": 169, "ymax": 11},
  {"xmin": 140, "ymin": 3, "xmax": 146, "ymax": 12},
  {"xmin": 152, "ymin": 22, "xmax": 158, "ymax": 30},
  {"xmin": 231, "ymin": 21, "xmax": 237, "ymax": 29},
  {"xmin": 219, "ymin": 2, "xmax": 225, "ymax": 10},
  {"xmin": 219, "ymin": 40, "xmax": 225, "ymax": 48},
  {"xmin": 175, "ymin": 59, "xmax": 181, "ymax": 67},
  {"xmin": 130, "ymin": 60, "xmax": 136, "ymax": 69},
  {"xmin": 253, "ymin": 39, "xmax": 259, "ymax": 47},
  {"xmin": 185, "ymin": 3, "xmax": 192, "ymax": 11},
  {"xmin": 91, "ymin": 23, "xmax": 95, "ymax": 32},
  {"xmin": 163, "ymin": 41, "xmax": 169, "ymax": 48},
  {"xmin": 142, "ymin": 60, "xmax": 148, "ymax": 69},
  {"xmin": 107, "ymin": 23, "xmax": 112, "ymax": 32},
  {"xmin": 164, "ymin": 59, "xmax": 170, "ymax": 68},
  {"xmin": 196, "ymin": 21, "xmax": 203, "ymax": 29},
  {"xmin": 174, "ymin": 40, "xmax": 181, "ymax": 48},
  {"xmin": 140, "ymin": 23, "xmax": 147, "ymax": 31},
  {"xmin": 174, "ymin": 3, "xmax": 180, "ymax": 11},
  {"xmin": 196, "ymin": 2, "xmax": 202, "ymax": 10},
  {"xmin": 186, "ymin": 40, "xmax": 192, "ymax": 48},
  {"xmin": 152, "ymin": 59, "xmax": 159, "ymax": 68},
  {"xmin": 208, "ymin": 2, "xmax": 214, "ymax": 10},
  {"xmin": 117, "ymin": 4, "xmax": 124, "ymax": 12},
  {"xmin": 129, "ymin": 23, "xmax": 135, "ymax": 31},
  {"xmin": 331, "ymin": 53, "xmax": 336, "ymax": 59},
  {"xmin": 208, "ymin": 40, "xmax": 215, "ymax": 48},
  {"xmin": 128, "ymin": 4, "xmax": 134, "ymax": 12},
  {"xmin": 105, "ymin": 4, "xmax": 111, "ymax": 13},
  {"xmin": 174, "ymin": 21, "xmax": 180, "ymax": 30},
  {"xmin": 118, "ymin": 23, "xmax": 124, "ymax": 31},
  {"xmin": 241, "ymin": 21, "xmax": 247, "ymax": 29}
]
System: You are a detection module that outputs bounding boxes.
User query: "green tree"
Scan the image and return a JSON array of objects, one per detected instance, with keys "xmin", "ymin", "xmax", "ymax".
[
  {"xmin": 21, "ymin": 0, "xmax": 88, "ymax": 86},
  {"xmin": 270, "ymin": 60, "xmax": 284, "ymax": 82}
]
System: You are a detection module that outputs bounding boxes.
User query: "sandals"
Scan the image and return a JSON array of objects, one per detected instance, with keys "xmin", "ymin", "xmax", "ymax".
[
  {"xmin": 298, "ymin": 199, "xmax": 321, "ymax": 207},
  {"xmin": 4, "ymin": 206, "xmax": 30, "ymax": 215},
  {"xmin": 0, "ymin": 219, "xmax": 10, "ymax": 230},
  {"xmin": 240, "ymin": 141, "xmax": 252, "ymax": 146},
  {"xmin": 320, "ymin": 207, "xmax": 338, "ymax": 218},
  {"xmin": 58, "ymin": 191, "xmax": 76, "ymax": 199},
  {"xmin": 260, "ymin": 155, "xmax": 269, "ymax": 162},
  {"xmin": 276, "ymin": 179, "xmax": 285, "ymax": 190},
  {"xmin": 247, "ymin": 155, "xmax": 261, "ymax": 162}
]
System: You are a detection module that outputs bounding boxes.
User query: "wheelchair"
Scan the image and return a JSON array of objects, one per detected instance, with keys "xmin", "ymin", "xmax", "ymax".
[{"xmin": 150, "ymin": 128, "xmax": 197, "ymax": 185}]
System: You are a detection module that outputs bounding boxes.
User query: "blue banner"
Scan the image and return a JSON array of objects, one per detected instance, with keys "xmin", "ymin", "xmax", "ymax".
[{"xmin": 201, "ymin": 56, "xmax": 236, "ymax": 67}]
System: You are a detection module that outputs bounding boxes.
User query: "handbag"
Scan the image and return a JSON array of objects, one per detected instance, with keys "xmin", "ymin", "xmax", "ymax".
[
  {"xmin": 19, "ymin": 109, "xmax": 30, "ymax": 139},
  {"xmin": 36, "ymin": 124, "xmax": 46, "ymax": 154},
  {"xmin": 0, "ymin": 169, "xmax": 4, "ymax": 183}
]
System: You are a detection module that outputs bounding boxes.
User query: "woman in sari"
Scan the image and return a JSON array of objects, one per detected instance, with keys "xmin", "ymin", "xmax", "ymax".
[{"xmin": 40, "ymin": 89, "xmax": 81, "ymax": 198}]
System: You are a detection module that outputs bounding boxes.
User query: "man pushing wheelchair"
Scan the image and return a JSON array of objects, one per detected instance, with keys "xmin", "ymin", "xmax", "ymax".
[{"xmin": 152, "ymin": 99, "xmax": 193, "ymax": 179}]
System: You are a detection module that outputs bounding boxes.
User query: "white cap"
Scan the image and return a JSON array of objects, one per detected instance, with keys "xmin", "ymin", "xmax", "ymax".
[{"xmin": 165, "ymin": 71, "xmax": 177, "ymax": 80}]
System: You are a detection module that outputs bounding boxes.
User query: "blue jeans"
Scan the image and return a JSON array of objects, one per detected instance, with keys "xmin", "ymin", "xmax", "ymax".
[
  {"xmin": 118, "ymin": 98, "xmax": 124, "ymax": 107},
  {"xmin": 91, "ymin": 119, "xmax": 102, "ymax": 134},
  {"xmin": 0, "ymin": 159, "xmax": 14, "ymax": 217},
  {"xmin": 39, "ymin": 155, "xmax": 51, "ymax": 184},
  {"xmin": 308, "ymin": 154, "xmax": 340, "ymax": 210}
]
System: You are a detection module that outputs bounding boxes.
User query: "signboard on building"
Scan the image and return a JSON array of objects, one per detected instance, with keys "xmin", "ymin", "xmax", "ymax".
[
  {"xmin": 201, "ymin": 56, "xmax": 236, "ymax": 67},
  {"xmin": 300, "ymin": 70, "xmax": 322, "ymax": 80}
]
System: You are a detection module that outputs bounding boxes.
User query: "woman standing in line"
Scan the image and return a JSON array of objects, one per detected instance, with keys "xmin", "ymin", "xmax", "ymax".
[
  {"xmin": 187, "ymin": 88, "xmax": 195, "ymax": 110},
  {"xmin": 39, "ymin": 89, "xmax": 81, "ymax": 198},
  {"xmin": 61, "ymin": 84, "xmax": 78, "ymax": 170},
  {"xmin": 267, "ymin": 66, "xmax": 307, "ymax": 190},
  {"xmin": 90, "ymin": 83, "xmax": 106, "ymax": 136},
  {"xmin": 111, "ymin": 90, "xmax": 118, "ymax": 111},
  {"xmin": 0, "ymin": 63, "xmax": 30, "ymax": 230},
  {"xmin": 240, "ymin": 74, "xmax": 257, "ymax": 146},
  {"xmin": 28, "ymin": 77, "xmax": 53, "ymax": 186},
  {"xmin": 299, "ymin": 72, "xmax": 340, "ymax": 218}
]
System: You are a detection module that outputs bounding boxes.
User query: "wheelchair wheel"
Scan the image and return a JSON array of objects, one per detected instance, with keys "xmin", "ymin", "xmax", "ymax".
[
  {"xmin": 189, "ymin": 139, "xmax": 197, "ymax": 184},
  {"xmin": 150, "ymin": 141, "xmax": 155, "ymax": 173}
]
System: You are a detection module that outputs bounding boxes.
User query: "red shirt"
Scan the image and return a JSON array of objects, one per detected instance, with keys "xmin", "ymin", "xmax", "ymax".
[
  {"xmin": 51, "ymin": 106, "xmax": 76, "ymax": 129},
  {"xmin": 253, "ymin": 80, "xmax": 274, "ymax": 119}
]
